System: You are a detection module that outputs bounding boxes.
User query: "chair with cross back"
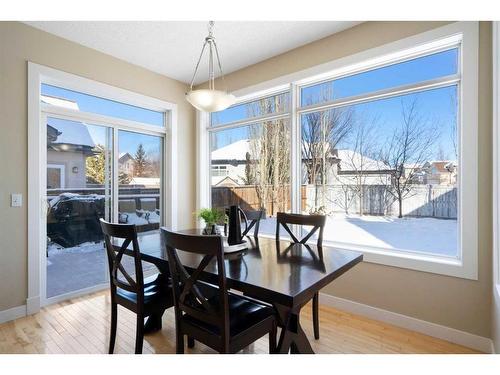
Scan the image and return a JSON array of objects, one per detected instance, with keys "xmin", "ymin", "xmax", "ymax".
[
  {"xmin": 240, "ymin": 209, "xmax": 265, "ymax": 238},
  {"xmin": 100, "ymin": 219, "xmax": 173, "ymax": 354},
  {"xmin": 162, "ymin": 228, "xmax": 277, "ymax": 354},
  {"xmin": 275, "ymin": 212, "xmax": 326, "ymax": 340}
]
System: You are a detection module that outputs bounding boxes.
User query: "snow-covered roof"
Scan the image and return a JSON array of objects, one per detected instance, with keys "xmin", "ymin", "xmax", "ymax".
[
  {"xmin": 211, "ymin": 139, "xmax": 388, "ymax": 171},
  {"xmin": 47, "ymin": 117, "xmax": 95, "ymax": 148},
  {"xmin": 119, "ymin": 152, "xmax": 134, "ymax": 162},
  {"xmin": 129, "ymin": 177, "xmax": 160, "ymax": 187},
  {"xmin": 41, "ymin": 95, "xmax": 79, "ymax": 110},
  {"xmin": 335, "ymin": 149, "xmax": 386, "ymax": 171},
  {"xmin": 211, "ymin": 139, "xmax": 251, "ymax": 161}
]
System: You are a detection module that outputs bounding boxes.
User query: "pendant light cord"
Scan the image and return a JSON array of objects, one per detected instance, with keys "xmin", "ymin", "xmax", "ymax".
[{"xmin": 188, "ymin": 21, "xmax": 229, "ymax": 92}]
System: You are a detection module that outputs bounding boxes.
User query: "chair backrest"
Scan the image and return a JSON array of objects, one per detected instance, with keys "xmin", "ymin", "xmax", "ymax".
[
  {"xmin": 100, "ymin": 219, "xmax": 144, "ymax": 301},
  {"xmin": 161, "ymin": 229, "xmax": 229, "ymax": 342},
  {"xmin": 275, "ymin": 212, "xmax": 326, "ymax": 247},
  {"xmin": 241, "ymin": 209, "xmax": 265, "ymax": 238}
]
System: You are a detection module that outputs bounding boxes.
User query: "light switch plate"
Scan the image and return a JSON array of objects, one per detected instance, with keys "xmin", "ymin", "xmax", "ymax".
[{"xmin": 11, "ymin": 193, "xmax": 22, "ymax": 207}]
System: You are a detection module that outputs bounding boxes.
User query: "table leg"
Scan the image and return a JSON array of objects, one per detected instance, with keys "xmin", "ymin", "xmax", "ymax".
[
  {"xmin": 143, "ymin": 270, "xmax": 170, "ymax": 333},
  {"xmin": 144, "ymin": 312, "xmax": 163, "ymax": 333},
  {"xmin": 274, "ymin": 303, "xmax": 314, "ymax": 354}
]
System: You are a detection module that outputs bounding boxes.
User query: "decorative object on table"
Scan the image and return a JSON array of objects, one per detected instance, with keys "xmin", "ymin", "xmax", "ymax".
[
  {"xmin": 196, "ymin": 207, "xmax": 226, "ymax": 235},
  {"xmin": 227, "ymin": 205, "xmax": 247, "ymax": 245},
  {"xmin": 185, "ymin": 21, "xmax": 236, "ymax": 112}
]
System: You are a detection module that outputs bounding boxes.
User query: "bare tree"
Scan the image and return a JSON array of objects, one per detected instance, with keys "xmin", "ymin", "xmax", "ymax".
[
  {"xmin": 247, "ymin": 95, "xmax": 290, "ymax": 215},
  {"xmin": 339, "ymin": 115, "xmax": 380, "ymax": 216},
  {"xmin": 301, "ymin": 87, "xmax": 355, "ymax": 212},
  {"xmin": 379, "ymin": 99, "xmax": 438, "ymax": 218}
]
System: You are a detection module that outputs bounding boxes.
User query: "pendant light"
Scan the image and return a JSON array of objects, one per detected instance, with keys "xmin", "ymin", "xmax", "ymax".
[{"xmin": 186, "ymin": 21, "xmax": 236, "ymax": 112}]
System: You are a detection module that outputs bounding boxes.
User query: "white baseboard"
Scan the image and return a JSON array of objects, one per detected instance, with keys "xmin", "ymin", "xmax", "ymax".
[
  {"xmin": 319, "ymin": 292, "xmax": 493, "ymax": 353},
  {"xmin": 26, "ymin": 296, "xmax": 40, "ymax": 315},
  {"xmin": 0, "ymin": 304, "xmax": 27, "ymax": 325}
]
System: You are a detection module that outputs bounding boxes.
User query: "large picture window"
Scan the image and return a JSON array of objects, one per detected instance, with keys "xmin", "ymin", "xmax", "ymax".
[
  {"xmin": 202, "ymin": 23, "xmax": 478, "ymax": 279},
  {"xmin": 300, "ymin": 85, "xmax": 458, "ymax": 258},
  {"xmin": 209, "ymin": 94, "xmax": 291, "ymax": 237}
]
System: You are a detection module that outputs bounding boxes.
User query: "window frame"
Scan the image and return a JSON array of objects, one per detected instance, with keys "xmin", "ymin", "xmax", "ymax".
[
  {"xmin": 28, "ymin": 62, "xmax": 178, "ymax": 313},
  {"xmin": 198, "ymin": 22, "xmax": 478, "ymax": 280}
]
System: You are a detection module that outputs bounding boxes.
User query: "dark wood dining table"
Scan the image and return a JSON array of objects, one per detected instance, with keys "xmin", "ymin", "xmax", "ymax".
[{"xmin": 116, "ymin": 228, "xmax": 363, "ymax": 354}]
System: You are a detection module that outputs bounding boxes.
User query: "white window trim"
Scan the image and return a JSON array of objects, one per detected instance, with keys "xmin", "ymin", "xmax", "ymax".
[
  {"xmin": 46, "ymin": 164, "xmax": 66, "ymax": 189},
  {"xmin": 493, "ymin": 21, "xmax": 500, "ymax": 297},
  {"xmin": 197, "ymin": 21, "xmax": 478, "ymax": 280},
  {"xmin": 28, "ymin": 62, "xmax": 178, "ymax": 313}
]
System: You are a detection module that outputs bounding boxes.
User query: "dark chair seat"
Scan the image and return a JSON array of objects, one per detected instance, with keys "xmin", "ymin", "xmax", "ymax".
[
  {"xmin": 116, "ymin": 274, "xmax": 169, "ymax": 305},
  {"xmin": 183, "ymin": 292, "xmax": 274, "ymax": 337}
]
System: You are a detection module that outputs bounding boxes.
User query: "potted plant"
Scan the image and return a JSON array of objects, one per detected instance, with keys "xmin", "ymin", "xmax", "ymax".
[{"xmin": 196, "ymin": 208, "xmax": 226, "ymax": 235}]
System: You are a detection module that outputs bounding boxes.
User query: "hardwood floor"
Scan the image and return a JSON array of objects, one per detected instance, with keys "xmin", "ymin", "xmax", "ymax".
[{"xmin": 0, "ymin": 291, "xmax": 480, "ymax": 354}]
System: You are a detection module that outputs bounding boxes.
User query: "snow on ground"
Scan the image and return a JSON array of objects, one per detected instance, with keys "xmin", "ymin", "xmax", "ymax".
[
  {"xmin": 258, "ymin": 214, "xmax": 458, "ymax": 258},
  {"xmin": 46, "ymin": 231, "xmax": 158, "ymax": 298},
  {"xmin": 121, "ymin": 211, "xmax": 160, "ymax": 225}
]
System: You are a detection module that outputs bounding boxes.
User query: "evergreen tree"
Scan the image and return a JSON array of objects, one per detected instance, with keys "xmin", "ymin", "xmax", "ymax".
[
  {"xmin": 133, "ymin": 143, "xmax": 150, "ymax": 177},
  {"xmin": 86, "ymin": 144, "xmax": 106, "ymax": 184}
]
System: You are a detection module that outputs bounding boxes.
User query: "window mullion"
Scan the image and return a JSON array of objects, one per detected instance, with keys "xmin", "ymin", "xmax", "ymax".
[{"xmin": 290, "ymin": 82, "xmax": 301, "ymax": 240}]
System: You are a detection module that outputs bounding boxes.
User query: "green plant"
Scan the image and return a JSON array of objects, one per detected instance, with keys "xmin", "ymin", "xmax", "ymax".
[{"xmin": 196, "ymin": 208, "xmax": 226, "ymax": 226}]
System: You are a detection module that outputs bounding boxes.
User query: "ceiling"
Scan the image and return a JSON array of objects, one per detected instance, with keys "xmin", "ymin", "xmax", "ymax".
[{"xmin": 25, "ymin": 21, "xmax": 360, "ymax": 84}]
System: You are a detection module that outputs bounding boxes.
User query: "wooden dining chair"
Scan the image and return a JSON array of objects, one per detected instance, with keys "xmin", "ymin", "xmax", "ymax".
[
  {"xmin": 275, "ymin": 212, "xmax": 326, "ymax": 340},
  {"xmin": 162, "ymin": 229, "xmax": 277, "ymax": 354},
  {"xmin": 241, "ymin": 209, "xmax": 265, "ymax": 238},
  {"xmin": 100, "ymin": 219, "xmax": 173, "ymax": 354}
]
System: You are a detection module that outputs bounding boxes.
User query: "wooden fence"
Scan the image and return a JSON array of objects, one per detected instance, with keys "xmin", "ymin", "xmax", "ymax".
[
  {"xmin": 304, "ymin": 184, "xmax": 457, "ymax": 219},
  {"xmin": 211, "ymin": 185, "xmax": 307, "ymax": 216}
]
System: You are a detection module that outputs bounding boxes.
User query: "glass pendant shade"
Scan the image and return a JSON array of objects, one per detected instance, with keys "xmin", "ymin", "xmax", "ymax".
[
  {"xmin": 186, "ymin": 21, "xmax": 235, "ymax": 112},
  {"xmin": 186, "ymin": 89, "xmax": 236, "ymax": 112}
]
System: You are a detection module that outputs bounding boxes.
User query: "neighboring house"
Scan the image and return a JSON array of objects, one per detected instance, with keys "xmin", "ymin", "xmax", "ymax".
[
  {"xmin": 210, "ymin": 139, "xmax": 394, "ymax": 187},
  {"xmin": 119, "ymin": 152, "xmax": 135, "ymax": 176},
  {"xmin": 44, "ymin": 95, "xmax": 96, "ymax": 189},
  {"xmin": 333, "ymin": 149, "xmax": 393, "ymax": 186},
  {"xmin": 210, "ymin": 139, "xmax": 250, "ymax": 186},
  {"xmin": 403, "ymin": 163, "xmax": 426, "ymax": 184},
  {"xmin": 213, "ymin": 176, "xmax": 241, "ymax": 187},
  {"xmin": 422, "ymin": 160, "xmax": 458, "ymax": 186},
  {"xmin": 128, "ymin": 177, "xmax": 160, "ymax": 187}
]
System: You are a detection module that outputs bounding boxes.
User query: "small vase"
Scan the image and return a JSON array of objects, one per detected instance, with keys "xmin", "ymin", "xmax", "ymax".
[{"xmin": 203, "ymin": 224, "xmax": 220, "ymax": 235}]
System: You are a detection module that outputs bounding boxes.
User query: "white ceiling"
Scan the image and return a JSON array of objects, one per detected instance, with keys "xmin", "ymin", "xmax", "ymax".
[{"xmin": 25, "ymin": 21, "xmax": 360, "ymax": 84}]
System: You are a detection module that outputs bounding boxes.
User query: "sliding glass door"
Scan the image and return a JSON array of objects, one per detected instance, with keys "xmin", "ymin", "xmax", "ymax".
[
  {"xmin": 45, "ymin": 115, "xmax": 112, "ymax": 298},
  {"xmin": 41, "ymin": 82, "xmax": 168, "ymax": 303}
]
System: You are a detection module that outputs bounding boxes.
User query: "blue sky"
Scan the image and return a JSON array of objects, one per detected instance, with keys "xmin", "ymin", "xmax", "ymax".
[
  {"xmin": 210, "ymin": 48, "xmax": 458, "ymax": 161},
  {"xmin": 42, "ymin": 84, "xmax": 162, "ymax": 157}
]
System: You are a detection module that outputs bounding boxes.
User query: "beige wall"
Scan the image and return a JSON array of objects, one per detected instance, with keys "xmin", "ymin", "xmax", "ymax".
[
  {"xmin": 494, "ymin": 290, "xmax": 500, "ymax": 352},
  {"xmin": 0, "ymin": 22, "xmax": 196, "ymax": 312},
  {"xmin": 203, "ymin": 21, "xmax": 493, "ymax": 338}
]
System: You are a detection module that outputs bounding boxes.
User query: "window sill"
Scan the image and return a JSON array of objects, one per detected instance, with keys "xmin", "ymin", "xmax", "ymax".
[
  {"xmin": 326, "ymin": 240, "xmax": 475, "ymax": 280},
  {"xmin": 260, "ymin": 233, "xmax": 477, "ymax": 280}
]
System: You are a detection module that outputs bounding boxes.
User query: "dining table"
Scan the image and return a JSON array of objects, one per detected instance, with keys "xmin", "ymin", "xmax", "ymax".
[{"xmin": 116, "ymin": 228, "xmax": 363, "ymax": 354}]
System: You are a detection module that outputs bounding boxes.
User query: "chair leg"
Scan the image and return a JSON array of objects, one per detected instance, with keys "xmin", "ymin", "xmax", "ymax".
[
  {"xmin": 108, "ymin": 302, "xmax": 117, "ymax": 354},
  {"xmin": 135, "ymin": 314, "xmax": 144, "ymax": 354},
  {"xmin": 187, "ymin": 336, "xmax": 195, "ymax": 348},
  {"xmin": 269, "ymin": 321, "xmax": 277, "ymax": 354},
  {"xmin": 176, "ymin": 332, "xmax": 185, "ymax": 354},
  {"xmin": 313, "ymin": 292, "xmax": 320, "ymax": 340}
]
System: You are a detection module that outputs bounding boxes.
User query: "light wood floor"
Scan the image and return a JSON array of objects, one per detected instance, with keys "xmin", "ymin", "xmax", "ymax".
[{"xmin": 0, "ymin": 291, "xmax": 480, "ymax": 354}]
